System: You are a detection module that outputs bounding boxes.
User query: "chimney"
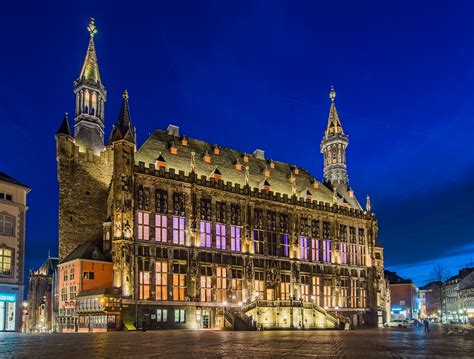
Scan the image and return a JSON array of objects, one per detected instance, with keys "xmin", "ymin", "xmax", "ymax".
[
  {"xmin": 253, "ymin": 149, "xmax": 265, "ymax": 160},
  {"xmin": 167, "ymin": 124, "xmax": 180, "ymax": 137}
]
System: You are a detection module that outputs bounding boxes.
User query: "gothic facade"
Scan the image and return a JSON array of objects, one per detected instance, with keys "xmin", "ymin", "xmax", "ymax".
[{"xmin": 56, "ymin": 21, "xmax": 386, "ymax": 330}]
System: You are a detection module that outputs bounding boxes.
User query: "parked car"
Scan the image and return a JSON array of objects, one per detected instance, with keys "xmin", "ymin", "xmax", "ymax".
[{"xmin": 384, "ymin": 320, "xmax": 408, "ymax": 328}]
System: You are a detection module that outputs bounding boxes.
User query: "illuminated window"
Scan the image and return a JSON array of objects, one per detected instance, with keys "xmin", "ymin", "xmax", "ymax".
[
  {"xmin": 200, "ymin": 266, "xmax": 212, "ymax": 302},
  {"xmin": 172, "ymin": 216, "xmax": 186, "ymax": 245},
  {"xmin": 216, "ymin": 266, "xmax": 227, "ymax": 302},
  {"xmin": 157, "ymin": 309, "xmax": 168, "ymax": 322},
  {"xmin": 84, "ymin": 90, "xmax": 90, "ymax": 113},
  {"xmin": 299, "ymin": 236, "xmax": 309, "ymax": 260},
  {"xmin": 155, "ymin": 261, "xmax": 168, "ymax": 300},
  {"xmin": 311, "ymin": 238, "xmax": 319, "ymax": 262},
  {"xmin": 0, "ymin": 214, "xmax": 14, "ymax": 236},
  {"xmin": 231, "ymin": 269, "xmax": 242, "ymax": 302},
  {"xmin": 91, "ymin": 92, "xmax": 97, "ymax": 115},
  {"xmin": 254, "ymin": 271, "xmax": 265, "ymax": 299},
  {"xmin": 323, "ymin": 279, "xmax": 333, "ymax": 307},
  {"xmin": 200, "ymin": 220, "xmax": 212, "ymax": 248},
  {"xmin": 172, "ymin": 263, "xmax": 186, "ymax": 301},
  {"xmin": 230, "ymin": 226, "xmax": 241, "ymax": 252},
  {"xmin": 137, "ymin": 212, "xmax": 150, "ymax": 241},
  {"xmin": 323, "ymin": 240, "xmax": 331, "ymax": 263},
  {"xmin": 339, "ymin": 279, "xmax": 348, "ymax": 308},
  {"xmin": 0, "ymin": 248, "xmax": 12, "ymax": 276},
  {"xmin": 216, "ymin": 224, "xmax": 226, "ymax": 250},
  {"xmin": 340, "ymin": 243, "xmax": 348, "ymax": 264},
  {"xmin": 69, "ymin": 268, "xmax": 75, "ymax": 280},
  {"xmin": 280, "ymin": 273, "xmax": 290, "ymax": 300},
  {"xmin": 175, "ymin": 309, "xmax": 186, "ymax": 323},
  {"xmin": 280, "ymin": 234, "xmax": 289, "ymax": 257},
  {"xmin": 139, "ymin": 271, "xmax": 150, "ymax": 300},
  {"xmin": 155, "ymin": 214, "xmax": 167, "ymax": 242},
  {"xmin": 350, "ymin": 278, "xmax": 358, "ymax": 308},
  {"xmin": 312, "ymin": 276, "xmax": 321, "ymax": 306},
  {"xmin": 301, "ymin": 275, "xmax": 310, "ymax": 302}
]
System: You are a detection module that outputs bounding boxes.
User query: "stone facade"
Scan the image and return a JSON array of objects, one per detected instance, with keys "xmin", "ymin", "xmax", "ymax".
[{"xmin": 56, "ymin": 22, "xmax": 386, "ymax": 330}]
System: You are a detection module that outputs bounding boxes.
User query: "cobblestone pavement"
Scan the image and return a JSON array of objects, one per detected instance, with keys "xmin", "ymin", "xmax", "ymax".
[{"xmin": 0, "ymin": 326, "xmax": 472, "ymax": 358}]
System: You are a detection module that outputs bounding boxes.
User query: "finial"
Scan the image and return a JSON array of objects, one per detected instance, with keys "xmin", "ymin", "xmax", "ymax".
[
  {"xmin": 122, "ymin": 89, "xmax": 129, "ymax": 100},
  {"xmin": 87, "ymin": 18, "xmax": 98, "ymax": 38},
  {"xmin": 329, "ymin": 85, "xmax": 336, "ymax": 103},
  {"xmin": 366, "ymin": 194, "xmax": 371, "ymax": 212},
  {"xmin": 64, "ymin": 112, "xmax": 68, "ymax": 118}
]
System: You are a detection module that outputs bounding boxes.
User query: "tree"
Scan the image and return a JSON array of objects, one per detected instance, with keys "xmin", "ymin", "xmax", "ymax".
[{"xmin": 427, "ymin": 264, "xmax": 450, "ymax": 321}]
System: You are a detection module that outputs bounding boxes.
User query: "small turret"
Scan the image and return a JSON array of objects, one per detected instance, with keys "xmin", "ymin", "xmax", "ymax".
[{"xmin": 109, "ymin": 90, "xmax": 136, "ymax": 144}]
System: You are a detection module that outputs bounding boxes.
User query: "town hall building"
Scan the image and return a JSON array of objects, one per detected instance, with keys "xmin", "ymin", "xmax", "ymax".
[{"xmin": 55, "ymin": 20, "xmax": 387, "ymax": 331}]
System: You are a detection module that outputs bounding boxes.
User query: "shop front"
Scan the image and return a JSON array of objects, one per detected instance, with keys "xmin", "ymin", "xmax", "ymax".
[{"xmin": 0, "ymin": 293, "xmax": 16, "ymax": 331}]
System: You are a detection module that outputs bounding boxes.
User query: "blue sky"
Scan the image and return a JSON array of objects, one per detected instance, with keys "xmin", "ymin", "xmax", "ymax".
[{"xmin": 0, "ymin": 0, "xmax": 473, "ymax": 286}]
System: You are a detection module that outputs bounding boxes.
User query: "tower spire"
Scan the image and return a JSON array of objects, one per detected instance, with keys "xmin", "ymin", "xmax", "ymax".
[
  {"xmin": 73, "ymin": 18, "xmax": 107, "ymax": 154},
  {"xmin": 109, "ymin": 90, "xmax": 136, "ymax": 144},
  {"xmin": 320, "ymin": 86, "xmax": 349, "ymax": 186}
]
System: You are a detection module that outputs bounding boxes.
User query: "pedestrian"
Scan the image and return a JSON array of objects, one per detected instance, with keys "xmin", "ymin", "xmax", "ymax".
[{"xmin": 423, "ymin": 319, "xmax": 429, "ymax": 333}]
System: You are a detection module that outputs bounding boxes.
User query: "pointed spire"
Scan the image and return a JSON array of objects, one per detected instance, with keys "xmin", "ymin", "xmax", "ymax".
[
  {"xmin": 109, "ymin": 90, "xmax": 136, "ymax": 144},
  {"xmin": 325, "ymin": 86, "xmax": 344, "ymax": 139},
  {"xmin": 56, "ymin": 113, "xmax": 72, "ymax": 136},
  {"xmin": 79, "ymin": 18, "xmax": 101, "ymax": 83},
  {"xmin": 366, "ymin": 195, "xmax": 371, "ymax": 212}
]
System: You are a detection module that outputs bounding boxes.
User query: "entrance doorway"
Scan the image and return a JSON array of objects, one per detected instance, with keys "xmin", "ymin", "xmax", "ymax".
[
  {"xmin": 202, "ymin": 310, "xmax": 210, "ymax": 328},
  {"xmin": 0, "ymin": 295, "xmax": 16, "ymax": 331}
]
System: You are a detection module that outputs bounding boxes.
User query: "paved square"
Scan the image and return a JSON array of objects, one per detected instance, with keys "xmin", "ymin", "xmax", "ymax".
[{"xmin": 0, "ymin": 326, "xmax": 472, "ymax": 358}]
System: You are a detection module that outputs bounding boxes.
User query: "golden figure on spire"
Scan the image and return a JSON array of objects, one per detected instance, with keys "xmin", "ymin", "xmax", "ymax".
[
  {"xmin": 123, "ymin": 89, "xmax": 129, "ymax": 100},
  {"xmin": 87, "ymin": 18, "xmax": 97, "ymax": 38},
  {"xmin": 329, "ymin": 85, "xmax": 336, "ymax": 103}
]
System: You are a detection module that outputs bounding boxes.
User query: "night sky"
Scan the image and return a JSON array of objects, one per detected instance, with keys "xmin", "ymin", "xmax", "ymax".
[{"xmin": 1, "ymin": 1, "xmax": 473, "ymax": 286}]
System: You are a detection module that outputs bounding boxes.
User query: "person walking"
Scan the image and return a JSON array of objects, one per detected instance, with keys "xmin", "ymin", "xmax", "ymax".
[{"xmin": 423, "ymin": 319, "xmax": 430, "ymax": 333}]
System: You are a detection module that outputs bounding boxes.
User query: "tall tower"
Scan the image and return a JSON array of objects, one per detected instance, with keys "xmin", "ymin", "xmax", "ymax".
[
  {"xmin": 320, "ymin": 86, "xmax": 349, "ymax": 187},
  {"xmin": 74, "ymin": 18, "xmax": 107, "ymax": 154}
]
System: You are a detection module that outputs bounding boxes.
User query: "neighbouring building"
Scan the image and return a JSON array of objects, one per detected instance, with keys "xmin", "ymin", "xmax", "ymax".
[
  {"xmin": 0, "ymin": 172, "xmax": 30, "ymax": 332},
  {"xmin": 418, "ymin": 281, "xmax": 442, "ymax": 319},
  {"xmin": 374, "ymin": 247, "xmax": 390, "ymax": 326},
  {"xmin": 27, "ymin": 255, "xmax": 59, "ymax": 332},
  {"xmin": 458, "ymin": 271, "xmax": 474, "ymax": 324},
  {"xmin": 55, "ymin": 19, "xmax": 385, "ymax": 331},
  {"xmin": 57, "ymin": 241, "xmax": 113, "ymax": 332},
  {"xmin": 385, "ymin": 270, "xmax": 418, "ymax": 320},
  {"xmin": 442, "ymin": 267, "xmax": 474, "ymax": 323}
]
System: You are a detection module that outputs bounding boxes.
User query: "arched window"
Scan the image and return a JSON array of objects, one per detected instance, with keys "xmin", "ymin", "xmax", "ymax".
[
  {"xmin": 84, "ymin": 90, "xmax": 90, "ymax": 114},
  {"xmin": 91, "ymin": 92, "xmax": 97, "ymax": 116},
  {"xmin": 0, "ymin": 247, "xmax": 13, "ymax": 276},
  {"xmin": 0, "ymin": 213, "xmax": 14, "ymax": 236}
]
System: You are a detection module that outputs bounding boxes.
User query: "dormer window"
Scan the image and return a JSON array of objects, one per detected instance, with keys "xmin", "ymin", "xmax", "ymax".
[
  {"xmin": 313, "ymin": 180, "xmax": 319, "ymax": 189},
  {"xmin": 155, "ymin": 153, "xmax": 166, "ymax": 169},
  {"xmin": 293, "ymin": 167, "xmax": 300, "ymax": 175},
  {"xmin": 269, "ymin": 160, "xmax": 275, "ymax": 169},
  {"xmin": 213, "ymin": 145, "xmax": 220, "ymax": 155},
  {"xmin": 235, "ymin": 160, "xmax": 242, "ymax": 171},
  {"xmin": 348, "ymin": 190, "xmax": 354, "ymax": 198},
  {"xmin": 263, "ymin": 166, "xmax": 270, "ymax": 178},
  {"xmin": 181, "ymin": 136, "xmax": 188, "ymax": 146},
  {"xmin": 243, "ymin": 153, "xmax": 249, "ymax": 163},
  {"xmin": 260, "ymin": 179, "xmax": 271, "ymax": 192},
  {"xmin": 203, "ymin": 151, "xmax": 211, "ymax": 163},
  {"xmin": 169, "ymin": 143, "xmax": 178, "ymax": 155},
  {"xmin": 210, "ymin": 167, "xmax": 222, "ymax": 182}
]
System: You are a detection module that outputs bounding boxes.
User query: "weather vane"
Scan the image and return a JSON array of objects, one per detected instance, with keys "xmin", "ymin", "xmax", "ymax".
[
  {"xmin": 87, "ymin": 18, "xmax": 97, "ymax": 38},
  {"xmin": 329, "ymin": 85, "xmax": 336, "ymax": 102}
]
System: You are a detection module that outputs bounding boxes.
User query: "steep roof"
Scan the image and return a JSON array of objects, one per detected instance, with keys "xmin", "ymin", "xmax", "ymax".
[
  {"xmin": 324, "ymin": 86, "xmax": 344, "ymax": 138},
  {"xmin": 384, "ymin": 270, "xmax": 413, "ymax": 284},
  {"xmin": 79, "ymin": 36, "xmax": 101, "ymax": 83},
  {"xmin": 459, "ymin": 271, "xmax": 474, "ymax": 291},
  {"xmin": 0, "ymin": 172, "xmax": 30, "ymax": 189},
  {"xmin": 34, "ymin": 256, "xmax": 59, "ymax": 276},
  {"xmin": 136, "ymin": 127, "xmax": 345, "ymax": 205},
  {"xmin": 109, "ymin": 90, "xmax": 136, "ymax": 144},
  {"xmin": 60, "ymin": 240, "xmax": 109, "ymax": 264},
  {"xmin": 56, "ymin": 113, "xmax": 72, "ymax": 136}
]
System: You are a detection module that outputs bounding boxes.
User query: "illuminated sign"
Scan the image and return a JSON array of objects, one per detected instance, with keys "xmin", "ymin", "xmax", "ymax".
[{"xmin": 0, "ymin": 293, "xmax": 16, "ymax": 302}]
